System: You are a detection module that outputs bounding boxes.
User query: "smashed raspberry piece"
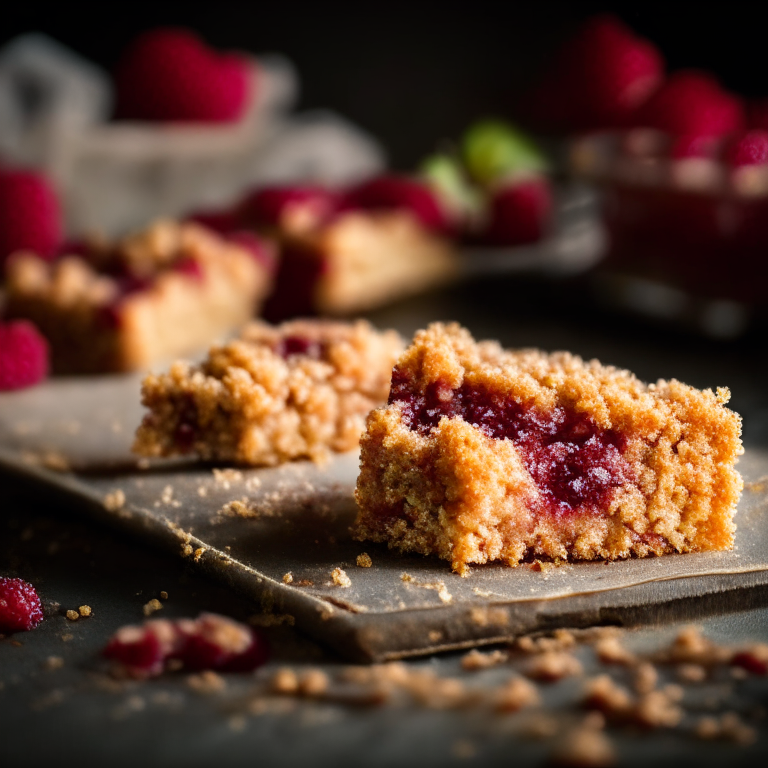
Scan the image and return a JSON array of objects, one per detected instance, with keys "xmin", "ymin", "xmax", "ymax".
[
  {"xmin": 0, "ymin": 169, "xmax": 62, "ymax": 266},
  {"xmin": 115, "ymin": 28, "xmax": 252, "ymax": 123},
  {"xmin": 0, "ymin": 320, "xmax": 50, "ymax": 391},
  {"xmin": 732, "ymin": 646, "xmax": 768, "ymax": 675},
  {"xmin": 0, "ymin": 577, "xmax": 44, "ymax": 633},
  {"xmin": 482, "ymin": 177, "xmax": 552, "ymax": 246},
  {"xmin": 238, "ymin": 185, "xmax": 339, "ymax": 230},
  {"xmin": 634, "ymin": 71, "xmax": 744, "ymax": 137},
  {"xmin": 340, "ymin": 175, "xmax": 452, "ymax": 234},
  {"xmin": 723, "ymin": 130, "xmax": 768, "ymax": 167},
  {"xmin": 275, "ymin": 335, "xmax": 323, "ymax": 359},
  {"xmin": 103, "ymin": 613, "xmax": 267, "ymax": 678},
  {"xmin": 523, "ymin": 15, "xmax": 663, "ymax": 131}
]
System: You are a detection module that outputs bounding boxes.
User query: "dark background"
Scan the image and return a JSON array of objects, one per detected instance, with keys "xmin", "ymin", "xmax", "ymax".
[{"xmin": 3, "ymin": 4, "xmax": 767, "ymax": 168}]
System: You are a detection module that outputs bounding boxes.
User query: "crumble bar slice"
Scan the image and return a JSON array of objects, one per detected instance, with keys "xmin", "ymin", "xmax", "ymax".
[
  {"xmin": 133, "ymin": 319, "xmax": 403, "ymax": 466},
  {"xmin": 4, "ymin": 220, "xmax": 274, "ymax": 373},
  {"xmin": 354, "ymin": 323, "xmax": 742, "ymax": 575},
  {"xmin": 264, "ymin": 209, "xmax": 460, "ymax": 319}
]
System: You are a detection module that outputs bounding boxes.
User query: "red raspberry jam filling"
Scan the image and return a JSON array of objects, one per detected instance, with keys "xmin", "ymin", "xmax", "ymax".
[
  {"xmin": 389, "ymin": 368, "xmax": 634, "ymax": 517},
  {"xmin": 0, "ymin": 577, "xmax": 44, "ymax": 633},
  {"xmin": 103, "ymin": 613, "xmax": 268, "ymax": 678},
  {"xmin": 275, "ymin": 335, "xmax": 324, "ymax": 360}
]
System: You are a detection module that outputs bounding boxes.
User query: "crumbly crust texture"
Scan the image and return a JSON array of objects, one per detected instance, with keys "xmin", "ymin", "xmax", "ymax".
[
  {"xmin": 133, "ymin": 319, "xmax": 404, "ymax": 466},
  {"xmin": 354, "ymin": 323, "xmax": 743, "ymax": 575},
  {"xmin": 5, "ymin": 220, "xmax": 272, "ymax": 373}
]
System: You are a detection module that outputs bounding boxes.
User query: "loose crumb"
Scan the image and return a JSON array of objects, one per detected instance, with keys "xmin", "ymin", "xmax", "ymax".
[
  {"xmin": 694, "ymin": 713, "xmax": 757, "ymax": 744},
  {"xmin": 633, "ymin": 662, "xmax": 658, "ymax": 695},
  {"xmin": 160, "ymin": 591, "xmax": 168, "ymax": 600},
  {"xmin": 634, "ymin": 689, "xmax": 683, "ymax": 728},
  {"xmin": 525, "ymin": 651, "xmax": 583, "ymax": 682},
  {"xmin": 677, "ymin": 663, "xmax": 707, "ymax": 683},
  {"xmin": 494, "ymin": 676, "xmax": 540, "ymax": 712},
  {"xmin": 65, "ymin": 610, "xmax": 79, "ymax": 621},
  {"xmin": 271, "ymin": 668, "xmax": 300, "ymax": 694},
  {"xmin": 356, "ymin": 553, "xmax": 373, "ymax": 568},
  {"xmin": 103, "ymin": 489, "xmax": 126, "ymax": 512},
  {"xmin": 550, "ymin": 723, "xmax": 616, "ymax": 767},
  {"xmin": 143, "ymin": 599, "xmax": 163, "ymax": 617},
  {"xmin": 594, "ymin": 635, "xmax": 635, "ymax": 665},
  {"xmin": 218, "ymin": 499, "xmax": 255, "ymax": 518},
  {"xmin": 451, "ymin": 740, "xmax": 476, "ymax": 759},
  {"xmin": 78, "ymin": 605, "xmax": 92, "ymax": 617},
  {"xmin": 283, "ymin": 573, "xmax": 294, "ymax": 585},
  {"xmin": 299, "ymin": 669, "xmax": 329, "ymax": 697},
  {"xmin": 461, "ymin": 648, "xmax": 508, "ymax": 671},
  {"xmin": 193, "ymin": 547, "xmax": 206, "ymax": 563},
  {"xmin": 583, "ymin": 675, "xmax": 633, "ymax": 721},
  {"xmin": 187, "ymin": 670, "xmax": 227, "ymax": 694},
  {"xmin": 331, "ymin": 568, "xmax": 351, "ymax": 588}
]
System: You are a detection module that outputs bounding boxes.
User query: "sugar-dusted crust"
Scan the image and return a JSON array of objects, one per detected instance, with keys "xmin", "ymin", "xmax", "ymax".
[
  {"xmin": 133, "ymin": 319, "xmax": 404, "ymax": 466},
  {"xmin": 354, "ymin": 323, "xmax": 743, "ymax": 575},
  {"xmin": 4, "ymin": 220, "xmax": 273, "ymax": 373},
  {"xmin": 265, "ymin": 210, "xmax": 460, "ymax": 319}
]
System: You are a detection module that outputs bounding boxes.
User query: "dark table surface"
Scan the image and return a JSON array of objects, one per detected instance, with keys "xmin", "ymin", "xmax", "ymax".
[{"xmin": 4, "ymin": 273, "xmax": 768, "ymax": 767}]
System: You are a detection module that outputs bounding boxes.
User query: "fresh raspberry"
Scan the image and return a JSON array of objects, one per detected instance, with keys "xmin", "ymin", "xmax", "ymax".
[
  {"xmin": 523, "ymin": 15, "xmax": 664, "ymax": 131},
  {"xmin": 482, "ymin": 177, "xmax": 552, "ymax": 246},
  {"xmin": 0, "ymin": 170, "xmax": 62, "ymax": 266},
  {"xmin": 0, "ymin": 577, "xmax": 44, "ymax": 633},
  {"xmin": 340, "ymin": 175, "xmax": 452, "ymax": 233},
  {"xmin": 115, "ymin": 28, "xmax": 252, "ymax": 123},
  {"xmin": 0, "ymin": 320, "xmax": 50, "ymax": 391},
  {"xmin": 634, "ymin": 71, "xmax": 744, "ymax": 137},
  {"xmin": 238, "ymin": 185, "xmax": 339, "ymax": 230},
  {"xmin": 723, "ymin": 130, "xmax": 768, "ymax": 167}
]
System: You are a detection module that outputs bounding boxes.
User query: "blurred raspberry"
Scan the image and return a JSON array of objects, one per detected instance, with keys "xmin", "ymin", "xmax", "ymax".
[
  {"xmin": 0, "ymin": 577, "xmax": 44, "ymax": 633},
  {"xmin": 238, "ymin": 185, "xmax": 338, "ymax": 230},
  {"xmin": 482, "ymin": 177, "xmax": 552, "ymax": 246},
  {"xmin": 0, "ymin": 320, "xmax": 50, "ymax": 391},
  {"xmin": 341, "ymin": 175, "xmax": 452, "ymax": 233},
  {"xmin": 634, "ymin": 71, "xmax": 744, "ymax": 137},
  {"xmin": 523, "ymin": 15, "xmax": 664, "ymax": 132},
  {"xmin": 723, "ymin": 130, "xmax": 768, "ymax": 166},
  {"xmin": 103, "ymin": 613, "xmax": 268, "ymax": 678},
  {"xmin": 115, "ymin": 28, "xmax": 252, "ymax": 123},
  {"xmin": 0, "ymin": 169, "xmax": 62, "ymax": 266}
]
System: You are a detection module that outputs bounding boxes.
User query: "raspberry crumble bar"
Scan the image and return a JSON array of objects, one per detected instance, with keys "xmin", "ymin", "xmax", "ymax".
[
  {"xmin": 4, "ymin": 220, "xmax": 273, "ymax": 373},
  {"xmin": 133, "ymin": 319, "xmax": 403, "ymax": 465},
  {"xmin": 354, "ymin": 323, "xmax": 742, "ymax": 575}
]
